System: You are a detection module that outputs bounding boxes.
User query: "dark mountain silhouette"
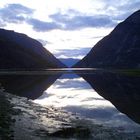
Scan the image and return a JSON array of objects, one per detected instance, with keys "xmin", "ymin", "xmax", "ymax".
[
  {"xmin": 80, "ymin": 72, "xmax": 140, "ymax": 124},
  {"xmin": 59, "ymin": 58, "xmax": 80, "ymax": 67},
  {"xmin": 0, "ymin": 75, "xmax": 60, "ymax": 99},
  {"xmin": 0, "ymin": 29, "xmax": 65, "ymax": 69},
  {"xmin": 74, "ymin": 10, "xmax": 140, "ymax": 68}
]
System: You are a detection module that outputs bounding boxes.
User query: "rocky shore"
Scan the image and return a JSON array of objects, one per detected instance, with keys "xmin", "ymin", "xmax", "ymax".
[{"xmin": 0, "ymin": 90, "xmax": 140, "ymax": 140}]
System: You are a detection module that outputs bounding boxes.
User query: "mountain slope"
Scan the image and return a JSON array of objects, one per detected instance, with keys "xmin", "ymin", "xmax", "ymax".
[
  {"xmin": 0, "ymin": 29, "xmax": 65, "ymax": 69},
  {"xmin": 74, "ymin": 10, "xmax": 140, "ymax": 68}
]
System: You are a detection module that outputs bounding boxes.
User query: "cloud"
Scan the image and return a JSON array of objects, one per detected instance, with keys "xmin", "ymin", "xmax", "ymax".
[
  {"xmin": 0, "ymin": 20, "xmax": 6, "ymax": 27},
  {"xmin": 0, "ymin": 3, "xmax": 61, "ymax": 31},
  {"xmin": 27, "ymin": 18, "xmax": 61, "ymax": 32},
  {"xmin": 54, "ymin": 48, "xmax": 91, "ymax": 59},
  {"xmin": 46, "ymin": 1, "xmax": 140, "ymax": 31},
  {"xmin": 100, "ymin": 0, "xmax": 140, "ymax": 21},
  {"xmin": 103, "ymin": 0, "xmax": 140, "ymax": 10},
  {"xmin": 40, "ymin": 0, "xmax": 140, "ymax": 31},
  {"xmin": 50, "ymin": 10, "xmax": 116, "ymax": 30},
  {"xmin": 0, "ymin": 3, "xmax": 34, "ymax": 25},
  {"xmin": 1, "ymin": 1, "xmax": 139, "ymax": 32},
  {"xmin": 37, "ymin": 39, "xmax": 51, "ymax": 46},
  {"xmin": 115, "ymin": 1, "xmax": 140, "ymax": 21},
  {"xmin": 54, "ymin": 77, "xmax": 91, "ymax": 89}
]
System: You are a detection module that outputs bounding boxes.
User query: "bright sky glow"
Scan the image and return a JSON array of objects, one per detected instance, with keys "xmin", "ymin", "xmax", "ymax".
[{"xmin": 0, "ymin": 0, "xmax": 140, "ymax": 59}]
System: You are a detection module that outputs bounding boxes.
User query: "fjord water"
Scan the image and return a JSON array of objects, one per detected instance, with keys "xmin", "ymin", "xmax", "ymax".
[{"xmin": 0, "ymin": 69, "xmax": 140, "ymax": 132}]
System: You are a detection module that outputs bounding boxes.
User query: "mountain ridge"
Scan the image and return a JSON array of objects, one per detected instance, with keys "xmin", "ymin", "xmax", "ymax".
[
  {"xmin": 0, "ymin": 28, "xmax": 66, "ymax": 69},
  {"xmin": 74, "ymin": 10, "xmax": 140, "ymax": 68}
]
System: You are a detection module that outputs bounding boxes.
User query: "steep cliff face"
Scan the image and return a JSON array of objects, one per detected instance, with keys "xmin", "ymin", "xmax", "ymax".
[
  {"xmin": 74, "ymin": 10, "xmax": 140, "ymax": 68},
  {"xmin": 0, "ymin": 29, "xmax": 65, "ymax": 69}
]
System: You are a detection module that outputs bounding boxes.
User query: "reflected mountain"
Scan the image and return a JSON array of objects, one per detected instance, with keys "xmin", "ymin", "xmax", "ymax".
[
  {"xmin": 0, "ymin": 74, "xmax": 60, "ymax": 99},
  {"xmin": 80, "ymin": 71, "xmax": 140, "ymax": 124},
  {"xmin": 1, "ymin": 70, "xmax": 140, "ymax": 126}
]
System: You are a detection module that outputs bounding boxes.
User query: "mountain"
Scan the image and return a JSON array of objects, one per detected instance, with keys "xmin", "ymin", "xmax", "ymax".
[
  {"xmin": 0, "ymin": 29, "xmax": 65, "ymax": 69},
  {"xmin": 59, "ymin": 58, "xmax": 80, "ymax": 67},
  {"xmin": 74, "ymin": 10, "xmax": 140, "ymax": 68}
]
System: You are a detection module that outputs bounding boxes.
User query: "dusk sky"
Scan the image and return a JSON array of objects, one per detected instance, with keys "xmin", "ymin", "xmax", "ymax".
[{"xmin": 0, "ymin": 0, "xmax": 140, "ymax": 59}]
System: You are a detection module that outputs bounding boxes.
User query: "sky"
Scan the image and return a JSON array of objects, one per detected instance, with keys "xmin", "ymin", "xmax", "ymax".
[{"xmin": 0, "ymin": 0, "xmax": 140, "ymax": 59}]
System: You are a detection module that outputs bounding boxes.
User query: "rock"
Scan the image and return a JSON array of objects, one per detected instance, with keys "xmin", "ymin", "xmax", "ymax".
[{"xmin": 48, "ymin": 126, "xmax": 92, "ymax": 138}]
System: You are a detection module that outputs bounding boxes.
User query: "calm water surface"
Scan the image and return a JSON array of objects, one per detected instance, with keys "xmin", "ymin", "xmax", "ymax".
[{"xmin": 0, "ymin": 69, "xmax": 140, "ymax": 132}]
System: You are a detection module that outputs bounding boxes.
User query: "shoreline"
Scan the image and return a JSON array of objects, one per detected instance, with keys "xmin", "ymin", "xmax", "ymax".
[{"xmin": 0, "ymin": 90, "xmax": 140, "ymax": 140}]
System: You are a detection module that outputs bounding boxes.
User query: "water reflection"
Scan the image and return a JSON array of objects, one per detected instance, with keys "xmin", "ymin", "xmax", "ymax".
[
  {"xmin": 0, "ymin": 75, "xmax": 60, "ymax": 99},
  {"xmin": 80, "ymin": 71, "xmax": 140, "ymax": 124},
  {"xmin": 0, "ymin": 71, "xmax": 140, "ymax": 131},
  {"xmin": 35, "ymin": 74, "xmax": 111, "ymax": 108},
  {"xmin": 34, "ymin": 73, "xmax": 140, "ymax": 131}
]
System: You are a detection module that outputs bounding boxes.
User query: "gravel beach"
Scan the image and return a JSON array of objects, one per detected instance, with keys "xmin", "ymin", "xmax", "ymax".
[{"xmin": 0, "ymin": 90, "xmax": 140, "ymax": 140}]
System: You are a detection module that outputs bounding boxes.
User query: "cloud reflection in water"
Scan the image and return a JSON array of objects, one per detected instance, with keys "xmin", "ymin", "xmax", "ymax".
[
  {"xmin": 34, "ymin": 74, "xmax": 113, "ymax": 107},
  {"xmin": 34, "ymin": 74, "xmax": 139, "ymax": 130}
]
